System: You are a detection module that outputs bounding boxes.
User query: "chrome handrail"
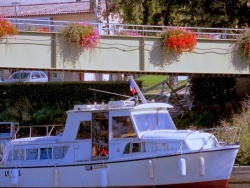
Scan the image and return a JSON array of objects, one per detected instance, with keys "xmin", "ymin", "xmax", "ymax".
[
  {"xmin": 13, "ymin": 124, "xmax": 64, "ymax": 139},
  {"xmin": 177, "ymin": 126, "xmax": 241, "ymax": 154}
]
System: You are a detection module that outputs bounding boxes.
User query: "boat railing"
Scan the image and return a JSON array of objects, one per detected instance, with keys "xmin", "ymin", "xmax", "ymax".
[
  {"xmin": 5, "ymin": 18, "xmax": 249, "ymax": 39},
  {"xmin": 200, "ymin": 126, "xmax": 241, "ymax": 145},
  {"xmin": 177, "ymin": 126, "xmax": 241, "ymax": 153},
  {"xmin": 12, "ymin": 124, "xmax": 64, "ymax": 139}
]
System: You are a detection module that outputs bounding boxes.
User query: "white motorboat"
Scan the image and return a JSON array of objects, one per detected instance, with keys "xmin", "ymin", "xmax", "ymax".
[{"xmin": 0, "ymin": 77, "xmax": 240, "ymax": 187}]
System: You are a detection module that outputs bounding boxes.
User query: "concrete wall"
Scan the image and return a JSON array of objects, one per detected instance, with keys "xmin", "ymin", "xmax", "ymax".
[
  {"xmin": 229, "ymin": 166, "xmax": 250, "ymax": 187},
  {"xmin": 0, "ymin": 32, "xmax": 249, "ymax": 75}
]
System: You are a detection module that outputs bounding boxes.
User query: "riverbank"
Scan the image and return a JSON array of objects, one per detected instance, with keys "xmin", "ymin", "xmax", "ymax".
[{"xmin": 229, "ymin": 166, "xmax": 250, "ymax": 188}]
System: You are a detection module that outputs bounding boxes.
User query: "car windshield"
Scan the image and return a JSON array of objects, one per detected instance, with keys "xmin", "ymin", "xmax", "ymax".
[{"xmin": 133, "ymin": 111, "xmax": 176, "ymax": 132}]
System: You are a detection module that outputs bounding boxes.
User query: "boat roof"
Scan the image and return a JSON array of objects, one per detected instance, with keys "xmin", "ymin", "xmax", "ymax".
[
  {"xmin": 68, "ymin": 101, "xmax": 173, "ymax": 113},
  {"xmin": 133, "ymin": 103, "xmax": 173, "ymax": 109}
]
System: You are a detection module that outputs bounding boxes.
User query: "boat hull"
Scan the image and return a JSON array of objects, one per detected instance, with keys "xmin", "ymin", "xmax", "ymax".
[
  {"xmin": 145, "ymin": 180, "xmax": 228, "ymax": 187},
  {"xmin": 0, "ymin": 147, "xmax": 238, "ymax": 187}
]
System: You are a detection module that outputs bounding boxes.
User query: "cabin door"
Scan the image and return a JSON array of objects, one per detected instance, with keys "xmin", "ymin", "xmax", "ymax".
[{"xmin": 92, "ymin": 111, "xmax": 109, "ymax": 158}]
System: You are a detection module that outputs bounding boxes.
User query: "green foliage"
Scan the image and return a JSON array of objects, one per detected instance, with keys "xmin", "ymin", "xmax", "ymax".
[
  {"xmin": 0, "ymin": 81, "xmax": 141, "ymax": 125},
  {"xmin": 108, "ymin": 0, "xmax": 165, "ymax": 25},
  {"xmin": 220, "ymin": 98, "xmax": 250, "ymax": 165},
  {"xmin": 108, "ymin": 0, "xmax": 250, "ymax": 28},
  {"xmin": 189, "ymin": 76, "xmax": 237, "ymax": 105},
  {"xmin": 59, "ymin": 22, "xmax": 100, "ymax": 51},
  {"xmin": 174, "ymin": 110, "xmax": 217, "ymax": 129},
  {"xmin": 187, "ymin": 76, "xmax": 239, "ymax": 128},
  {"xmin": 236, "ymin": 30, "xmax": 250, "ymax": 59},
  {"xmin": 28, "ymin": 107, "xmax": 66, "ymax": 126}
]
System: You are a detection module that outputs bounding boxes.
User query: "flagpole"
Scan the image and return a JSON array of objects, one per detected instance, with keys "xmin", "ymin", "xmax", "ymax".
[{"xmin": 129, "ymin": 76, "xmax": 147, "ymax": 104}]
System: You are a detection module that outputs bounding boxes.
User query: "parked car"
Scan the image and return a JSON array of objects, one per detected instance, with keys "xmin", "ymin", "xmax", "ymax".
[{"xmin": 3, "ymin": 70, "xmax": 48, "ymax": 83}]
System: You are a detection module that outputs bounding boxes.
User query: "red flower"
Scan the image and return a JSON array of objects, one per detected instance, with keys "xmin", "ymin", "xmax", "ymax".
[
  {"xmin": 0, "ymin": 18, "xmax": 18, "ymax": 38},
  {"xmin": 162, "ymin": 28, "xmax": 197, "ymax": 55}
]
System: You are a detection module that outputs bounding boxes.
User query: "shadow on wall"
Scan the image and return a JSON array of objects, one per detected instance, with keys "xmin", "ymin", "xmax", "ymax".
[
  {"xmin": 147, "ymin": 40, "xmax": 186, "ymax": 70},
  {"xmin": 57, "ymin": 36, "xmax": 85, "ymax": 68},
  {"xmin": 230, "ymin": 43, "xmax": 249, "ymax": 72}
]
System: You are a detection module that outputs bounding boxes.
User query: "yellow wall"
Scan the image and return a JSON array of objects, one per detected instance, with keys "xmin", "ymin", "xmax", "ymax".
[{"xmin": 51, "ymin": 14, "xmax": 97, "ymax": 22}]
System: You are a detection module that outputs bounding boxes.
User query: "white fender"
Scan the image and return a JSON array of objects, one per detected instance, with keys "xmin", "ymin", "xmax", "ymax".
[
  {"xmin": 10, "ymin": 168, "xmax": 19, "ymax": 186},
  {"xmin": 53, "ymin": 168, "xmax": 59, "ymax": 187},
  {"xmin": 100, "ymin": 169, "xmax": 107, "ymax": 187},
  {"xmin": 178, "ymin": 158, "xmax": 186, "ymax": 176},
  {"xmin": 199, "ymin": 157, "xmax": 205, "ymax": 176},
  {"xmin": 148, "ymin": 159, "xmax": 154, "ymax": 179}
]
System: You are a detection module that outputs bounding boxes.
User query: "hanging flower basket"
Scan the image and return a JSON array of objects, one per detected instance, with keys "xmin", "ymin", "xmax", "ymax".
[
  {"xmin": 236, "ymin": 30, "xmax": 250, "ymax": 59},
  {"xmin": 162, "ymin": 28, "xmax": 197, "ymax": 55},
  {"xmin": 60, "ymin": 22, "xmax": 100, "ymax": 51},
  {"xmin": 0, "ymin": 18, "xmax": 18, "ymax": 38}
]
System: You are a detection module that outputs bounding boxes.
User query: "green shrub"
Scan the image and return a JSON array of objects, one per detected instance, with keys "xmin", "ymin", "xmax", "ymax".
[
  {"xmin": 0, "ymin": 81, "xmax": 141, "ymax": 125},
  {"xmin": 189, "ymin": 76, "xmax": 237, "ymax": 105},
  {"xmin": 27, "ymin": 107, "xmax": 66, "ymax": 126},
  {"xmin": 220, "ymin": 98, "xmax": 250, "ymax": 165},
  {"xmin": 174, "ymin": 110, "xmax": 217, "ymax": 129}
]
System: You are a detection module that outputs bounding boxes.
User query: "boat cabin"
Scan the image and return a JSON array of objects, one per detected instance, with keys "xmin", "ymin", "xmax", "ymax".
[{"xmin": 2, "ymin": 101, "xmax": 183, "ymax": 164}]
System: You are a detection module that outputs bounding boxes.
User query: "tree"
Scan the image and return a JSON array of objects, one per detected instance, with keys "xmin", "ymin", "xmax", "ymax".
[{"xmin": 107, "ymin": 0, "xmax": 250, "ymax": 28}]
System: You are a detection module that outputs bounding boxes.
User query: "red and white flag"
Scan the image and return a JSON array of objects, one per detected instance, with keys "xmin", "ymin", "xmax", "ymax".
[{"xmin": 130, "ymin": 80, "xmax": 137, "ymax": 95}]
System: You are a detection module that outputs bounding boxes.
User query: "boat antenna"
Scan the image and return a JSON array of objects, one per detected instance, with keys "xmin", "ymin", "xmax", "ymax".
[
  {"xmin": 129, "ymin": 76, "xmax": 147, "ymax": 104},
  {"xmin": 89, "ymin": 88, "xmax": 135, "ymax": 100}
]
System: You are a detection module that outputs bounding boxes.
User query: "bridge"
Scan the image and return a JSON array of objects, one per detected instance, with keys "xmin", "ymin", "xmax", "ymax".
[{"xmin": 0, "ymin": 18, "xmax": 249, "ymax": 77}]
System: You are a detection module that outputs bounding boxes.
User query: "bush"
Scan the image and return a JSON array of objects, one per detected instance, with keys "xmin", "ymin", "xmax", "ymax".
[
  {"xmin": 0, "ymin": 81, "xmax": 141, "ymax": 125},
  {"xmin": 220, "ymin": 97, "xmax": 250, "ymax": 165},
  {"xmin": 236, "ymin": 30, "xmax": 250, "ymax": 59},
  {"xmin": 189, "ymin": 76, "xmax": 237, "ymax": 105},
  {"xmin": 174, "ymin": 110, "xmax": 217, "ymax": 129},
  {"xmin": 183, "ymin": 76, "xmax": 240, "ymax": 129}
]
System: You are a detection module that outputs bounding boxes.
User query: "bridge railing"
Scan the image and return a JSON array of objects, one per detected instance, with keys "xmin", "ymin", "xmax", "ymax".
[{"xmin": 6, "ymin": 18, "xmax": 248, "ymax": 39}]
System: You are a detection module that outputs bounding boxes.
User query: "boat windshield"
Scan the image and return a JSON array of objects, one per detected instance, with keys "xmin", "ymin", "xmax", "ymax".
[{"xmin": 133, "ymin": 111, "xmax": 176, "ymax": 132}]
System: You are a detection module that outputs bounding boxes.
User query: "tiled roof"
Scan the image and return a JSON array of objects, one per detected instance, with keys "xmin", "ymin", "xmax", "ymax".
[
  {"xmin": 0, "ymin": 0, "xmax": 77, "ymax": 6},
  {"xmin": 0, "ymin": 2, "xmax": 91, "ymax": 17}
]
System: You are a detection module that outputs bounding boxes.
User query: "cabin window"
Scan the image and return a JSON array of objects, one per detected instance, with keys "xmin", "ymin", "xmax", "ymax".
[
  {"xmin": 112, "ymin": 116, "xmax": 136, "ymax": 138},
  {"xmin": 7, "ymin": 146, "xmax": 68, "ymax": 161},
  {"xmin": 26, "ymin": 148, "xmax": 38, "ymax": 160},
  {"xmin": 53, "ymin": 146, "xmax": 69, "ymax": 159},
  {"xmin": 76, "ymin": 121, "xmax": 91, "ymax": 139},
  {"xmin": 123, "ymin": 143, "xmax": 141, "ymax": 154},
  {"xmin": 40, "ymin": 148, "xmax": 52, "ymax": 159},
  {"xmin": 133, "ymin": 112, "xmax": 176, "ymax": 132},
  {"xmin": 7, "ymin": 151, "xmax": 12, "ymax": 161},
  {"xmin": 168, "ymin": 142, "xmax": 182, "ymax": 151},
  {"xmin": 13, "ymin": 149, "xmax": 24, "ymax": 160}
]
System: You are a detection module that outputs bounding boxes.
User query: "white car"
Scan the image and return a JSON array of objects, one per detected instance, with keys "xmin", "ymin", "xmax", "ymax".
[{"xmin": 3, "ymin": 70, "xmax": 48, "ymax": 83}]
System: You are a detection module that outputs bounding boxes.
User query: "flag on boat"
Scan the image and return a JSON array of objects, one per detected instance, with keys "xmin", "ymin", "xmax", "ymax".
[{"xmin": 130, "ymin": 79, "xmax": 137, "ymax": 95}]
